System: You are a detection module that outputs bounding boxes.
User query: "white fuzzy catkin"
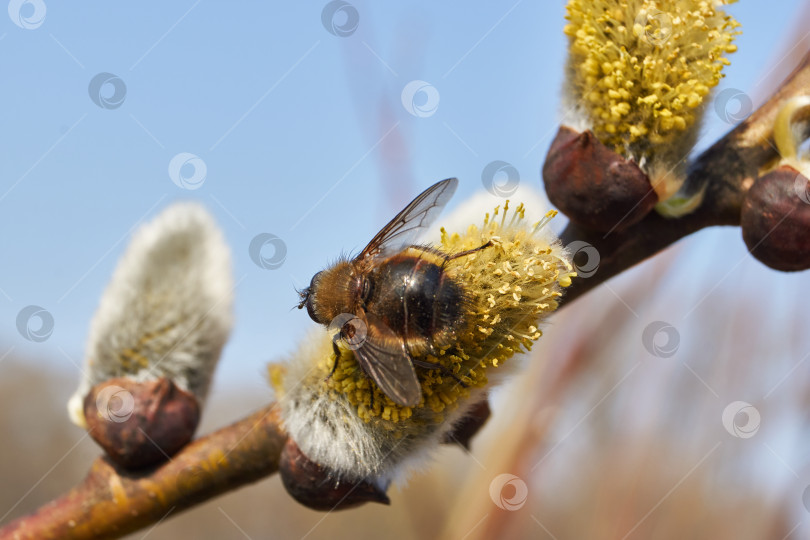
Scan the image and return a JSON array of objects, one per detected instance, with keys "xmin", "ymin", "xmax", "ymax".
[
  {"xmin": 278, "ymin": 328, "xmax": 493, "ymax": 486},
  {"xmin": 68, "ymin": 202, "xmax": 234, "ymax": 427}
]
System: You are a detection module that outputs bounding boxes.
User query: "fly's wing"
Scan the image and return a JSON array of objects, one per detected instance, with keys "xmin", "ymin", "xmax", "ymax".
[
  {"xmin": 357, "ymin": 178, "xmax": 458, "ymax": 261},
  {"xmin": 351, "ymin": 311, "xmax": 421, "ymax": 407}
]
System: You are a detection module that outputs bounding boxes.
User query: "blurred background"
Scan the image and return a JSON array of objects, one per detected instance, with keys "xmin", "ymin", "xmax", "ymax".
[{"xmin": 2, "ymin": 1, "xmax": 810, "ymax": 538}]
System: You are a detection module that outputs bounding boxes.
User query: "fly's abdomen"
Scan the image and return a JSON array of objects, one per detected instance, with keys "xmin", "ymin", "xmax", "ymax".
[{"xmin": 370, "ymin": 255, "xmax": 464, "ymax": 355}]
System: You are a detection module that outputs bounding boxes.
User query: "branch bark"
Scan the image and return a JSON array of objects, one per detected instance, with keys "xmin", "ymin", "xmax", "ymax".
[
  {"xmin": 0, "ymin": 406, "xmax": 285, "ymax": 540},
  {"xmin": 3, "ymin": 49, "xmax": 809, "ymax": 540}
]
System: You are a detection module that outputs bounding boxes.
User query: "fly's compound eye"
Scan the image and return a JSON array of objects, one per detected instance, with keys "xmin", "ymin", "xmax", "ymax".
[{"xmin": 304, "ymin": 271, "xmax": 323, "ymax": 323}]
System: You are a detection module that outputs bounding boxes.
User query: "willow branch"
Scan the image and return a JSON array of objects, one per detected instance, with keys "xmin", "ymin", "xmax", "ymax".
[
  {"xmin": 3, "ymin": 49, "xmax": 810, "ymax": 540},
  {"xmin": 560, "ymin": 50, "xmax": 810, "ymax": 305},
  {"xmin": 0, "ymin": 406, "xmax": 285, "ymax": 540}
]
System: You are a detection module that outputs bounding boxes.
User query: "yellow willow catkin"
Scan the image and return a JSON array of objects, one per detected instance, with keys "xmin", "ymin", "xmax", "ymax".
[
  {"xmin": 270, "ymin": 203, "xmax": 575, "ymax": 482},
  {"xmin": 564, "ymin": 0, "xmax": 740, "ymax": 165}
]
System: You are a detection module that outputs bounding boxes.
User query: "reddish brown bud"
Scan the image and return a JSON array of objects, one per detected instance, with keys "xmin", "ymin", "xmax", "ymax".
[
  {"xmin": 741, "ymin": 165, "xmax": 810, "ymax": 272},
  {"xmin": 279, "ymin": 438, "xmax": 390, "ymax": 511},
  {"xmin": 543, "ymin": 126, "xmax": 658, "ymax": 231},
  {"xmin": 442, "ymin": 398, "xmax": 491, "ymax": 450},
  {"xmin": 83, "ymin": 377, "xmax": 200, "ymax": 469}
]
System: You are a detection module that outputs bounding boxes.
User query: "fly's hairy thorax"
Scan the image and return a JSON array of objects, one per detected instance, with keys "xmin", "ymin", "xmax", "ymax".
[{"xmin": 310, "ymin": 261, "xmax": 359, "ymax": 324}]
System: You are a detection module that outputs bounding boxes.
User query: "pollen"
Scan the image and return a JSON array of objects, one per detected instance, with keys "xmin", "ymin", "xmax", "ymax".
[
  {"xmin": 289, "ymin": 203, "xmax": 575, "ymax": 425},
  {"xmin": 564, "ymin": 0, "xmax": 740, "ymax": 159}
]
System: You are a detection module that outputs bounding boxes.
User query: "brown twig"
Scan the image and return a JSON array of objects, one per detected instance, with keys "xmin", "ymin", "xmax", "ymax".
[
  {"xmin": 2, "ymin": 49, "xmax": 809, "ymax": 540},
  {"xmin": 560, "ymin": 50, "xmax": 810, "ymax": 305},
  {"xmin": 0, "ymin": 406, "xmax": 285, "ymax": 540}
]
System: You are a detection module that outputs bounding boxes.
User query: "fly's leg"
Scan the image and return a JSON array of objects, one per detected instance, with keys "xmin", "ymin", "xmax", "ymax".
[
  {"xmin": 412, "ymin": 358, "xmax": 467, "ymax": 387},
  {"xmin": 407, "ymin": 241, "xmax": 493, "ymax": 264},
  {"xmin": 446, "ymin": 240, "xmax": 492, "ymax": 261},
  {"xmin": 326, "ymin": 320, "xmax": 359, "ymax": 381},
  {"xmin": 330, "ymin": 333, "xmax": 378, "ymax": 410},
  {"xmin": 325, "ymin": 338, "xmax": 341, "ymax": 382}
]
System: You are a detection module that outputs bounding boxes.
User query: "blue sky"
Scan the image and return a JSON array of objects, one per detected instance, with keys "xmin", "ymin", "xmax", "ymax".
[{"xmin": 0, "ymin": 1, "xmax": 805, "ymax": 396}]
